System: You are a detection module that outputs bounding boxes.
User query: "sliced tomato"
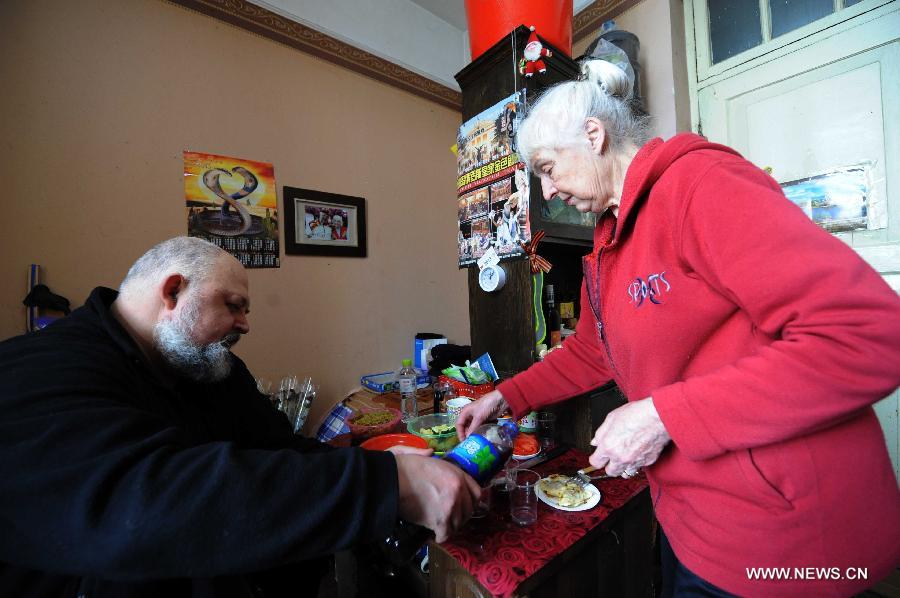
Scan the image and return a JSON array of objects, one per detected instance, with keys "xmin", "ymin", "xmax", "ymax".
[{"xmin": 513, "ymin": 433, "xmax": 539, "ymax": 456}]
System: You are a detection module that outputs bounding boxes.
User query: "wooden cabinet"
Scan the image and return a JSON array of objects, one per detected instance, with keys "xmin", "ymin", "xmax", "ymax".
[{"xmin": 456, "ymin": 26, "xmax": 588, "ymax": 379}]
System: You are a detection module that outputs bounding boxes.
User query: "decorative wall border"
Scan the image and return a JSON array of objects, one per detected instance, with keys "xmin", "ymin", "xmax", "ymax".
[
  {"xmin": 164, "ymin": 0, "xmax": 640, "ymax": 109},
  {"xmin": 573, "ymin": 0, "xmax": 644, "ymax": 44},
  {"xmin": 164, "ymin": 0, "xmax": 463, "ymax": 111}
]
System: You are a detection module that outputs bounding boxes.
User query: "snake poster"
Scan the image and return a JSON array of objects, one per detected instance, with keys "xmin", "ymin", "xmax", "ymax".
[{"xmin": 183, "ymin": 151, "xmax": 280, "ymax": 268}]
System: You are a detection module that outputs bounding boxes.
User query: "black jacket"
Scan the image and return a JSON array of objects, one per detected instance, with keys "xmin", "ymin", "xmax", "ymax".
[{"xmin": 0, "ymin": 288, "xmax": 399, "ymax": 597}]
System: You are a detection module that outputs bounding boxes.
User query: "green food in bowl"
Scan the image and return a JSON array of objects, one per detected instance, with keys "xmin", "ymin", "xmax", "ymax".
[
  {"xmin": 407, "ymin": 414, "xmax": 460, "ymax": 454},
  {"xmin": 419, "ymin": 423, "xmax": 454, "ymax": 435}
]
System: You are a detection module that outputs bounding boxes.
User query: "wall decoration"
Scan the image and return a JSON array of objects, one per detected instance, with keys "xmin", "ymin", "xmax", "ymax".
[
  {"xmin": 457, "ymin": 90, "xmax": 531, "ymax": 267},
  {"xmin": 283, "ymin": 187, "xmax": 367, "ymax": 257},
  {"xmin": 519, "ymin": 26, "xmax": 553, "ymax": 78},
  {"xmin": 781, "ymin": 165, "xmax": 879, "ymax": 233},
  {"xmin": 184, "ymin": 151, "xmax": 280, "ymax": 268}
]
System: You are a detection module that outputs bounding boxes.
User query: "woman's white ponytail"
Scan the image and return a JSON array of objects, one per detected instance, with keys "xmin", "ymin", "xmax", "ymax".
[{"xmin": 579, "ymin": 59, "xmax": 633, "ymax": 100}]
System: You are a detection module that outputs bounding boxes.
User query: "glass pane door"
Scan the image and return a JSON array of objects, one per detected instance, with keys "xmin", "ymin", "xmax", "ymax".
[{"xmin": 770, "ymin": 0, "xmax": 835, "ymax": 38}]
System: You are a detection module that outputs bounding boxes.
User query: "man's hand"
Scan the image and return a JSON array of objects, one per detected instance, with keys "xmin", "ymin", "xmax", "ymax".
[
  {"xmin": 386, "ymin": 445, "xmax": 433, "ymax": 457},
  {"xmin": 394, "ymin": 454, "xmax": 482, "ymax": 542},
  {"xmin": 588, "ymin": 397, "xmax": 671, "ymax": 477},
  {"xmin": 455, "ymin": 390, "xmax": 509, "ymax": 440}
]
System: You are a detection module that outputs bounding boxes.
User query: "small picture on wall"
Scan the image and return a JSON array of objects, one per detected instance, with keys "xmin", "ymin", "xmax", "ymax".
[{"xmin": 284, "ymin": 187, "xmax": 366, "ymax": 257}]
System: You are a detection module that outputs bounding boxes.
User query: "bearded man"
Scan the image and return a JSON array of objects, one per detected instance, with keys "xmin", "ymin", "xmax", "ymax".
[{"xmin": 0, "ymin": 237, "xmax": 480, "ymax": 597}]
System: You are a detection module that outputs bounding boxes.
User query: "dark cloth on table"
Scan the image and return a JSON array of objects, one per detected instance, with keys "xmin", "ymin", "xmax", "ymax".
[
  {"xmin": 0, "ymin": 287, "xmax": 399, "ymax": 598},
  {"xmin": 427, "ymin": 343, "xmax": 471, "ymax": 377}
]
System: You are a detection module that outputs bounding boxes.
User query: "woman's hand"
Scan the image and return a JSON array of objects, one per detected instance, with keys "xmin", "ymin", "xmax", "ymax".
[
  {"xmin": 588, "ymin": 397, "xmax": 671, "ymax": 477},
  {"xmin": 455, "ymin": 390, "xmax": 509, "ymax": 440}
]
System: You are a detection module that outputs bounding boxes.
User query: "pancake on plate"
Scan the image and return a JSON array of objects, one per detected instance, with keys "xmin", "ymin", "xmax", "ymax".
[{"xmin": 539, "ymin": 474, "xmax": 592, "ymax": 508}]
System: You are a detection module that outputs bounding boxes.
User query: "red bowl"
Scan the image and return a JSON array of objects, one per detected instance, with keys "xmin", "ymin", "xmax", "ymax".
[{"xmin": 360, "ymin": 433, "xmax": 429, "ymax": 451}]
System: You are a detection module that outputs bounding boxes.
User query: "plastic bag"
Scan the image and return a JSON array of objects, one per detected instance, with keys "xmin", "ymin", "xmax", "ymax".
[{"xmin": 583, "ymin": 37, "xmax": 634, "ymax": 94}]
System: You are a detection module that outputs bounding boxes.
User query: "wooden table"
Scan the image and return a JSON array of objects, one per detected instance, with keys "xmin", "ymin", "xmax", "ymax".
[
  {"xmin": 429, "ymin": 449, "xmax": 654, "ymax": 598},
  {"xmin": 344, "ymin": 387, "xmax": 437, "ymax": 416}
]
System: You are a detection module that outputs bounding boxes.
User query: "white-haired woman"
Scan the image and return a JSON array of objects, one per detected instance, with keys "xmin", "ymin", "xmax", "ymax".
[
  {"xmin": 331, "ymin": 214, "xmax": 347, "ymax": 240},
  {"xmin": 457, "ymin": 59, "xmax": 900, "ymax": 596}
]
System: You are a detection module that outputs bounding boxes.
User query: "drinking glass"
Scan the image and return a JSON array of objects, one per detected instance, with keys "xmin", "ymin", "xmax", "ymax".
[
  {"xmin": 490, "ymin": 474, "xmax": 514, "ymax": 521},
  {"xmin": 509, "ymin": 468, "xmax": 540, "ymax": 526},
  {"xmin": 471, "ymin": 483, "xmax": 492, "ymax": 518},
  {"xmin": 537, "ymin": 412, "xmax": 557, "ymax": 450}
]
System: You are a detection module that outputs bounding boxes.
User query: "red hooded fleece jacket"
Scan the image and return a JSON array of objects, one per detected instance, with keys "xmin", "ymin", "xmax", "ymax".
[{"xmin": 498, "ymin": 133, "xmax": 900, "ymax": 596}]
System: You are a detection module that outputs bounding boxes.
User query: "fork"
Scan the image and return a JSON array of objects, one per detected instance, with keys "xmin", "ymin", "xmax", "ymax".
[
  {"xmin": 574, "ymin": 465, "xmax": 601, "ymax": 487},
  {"xmin": 576, "ymin": 465, "xmax": 643, "ymax": 486},
  {"xmin": 574, "ymin": 465, "xmax": 618, "ymax": 486}
]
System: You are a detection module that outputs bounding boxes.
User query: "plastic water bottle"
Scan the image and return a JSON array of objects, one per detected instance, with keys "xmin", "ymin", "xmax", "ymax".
[
  {"xmin": 443, "ymin": 421, "xmax": 519, "ymax": 485},
  {"xmin": 397, "ymin": 358, "xmax": 418, "ymax": 422},
  {"xmin": 380, "ymin": 422, "xmax": 519, "ymax": 565}
]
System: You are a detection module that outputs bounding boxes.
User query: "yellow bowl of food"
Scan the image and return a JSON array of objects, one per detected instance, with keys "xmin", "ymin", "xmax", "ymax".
[{"xmin": 407, "ymin": 413, "xmax": 460, "ymax": 454}]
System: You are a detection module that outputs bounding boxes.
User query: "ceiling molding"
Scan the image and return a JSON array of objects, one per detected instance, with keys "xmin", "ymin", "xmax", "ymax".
[
  {"xmin": 163, "ymin": 0, "xmax": 463, "ymax": 111},
  {"xmin": 573, "ymin": 0, "xmax": 643, "ymax": 44}
]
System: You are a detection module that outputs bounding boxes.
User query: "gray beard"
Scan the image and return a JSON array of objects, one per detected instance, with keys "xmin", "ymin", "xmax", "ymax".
[{"xmin": 153, "ymin": 301, "xmax": 238, "ymax": 383}]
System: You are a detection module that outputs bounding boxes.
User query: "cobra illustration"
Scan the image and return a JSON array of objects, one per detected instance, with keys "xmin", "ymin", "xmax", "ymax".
[{"xmin": 197, "ymin": 166, "xmax": 258, "ymax": 236}]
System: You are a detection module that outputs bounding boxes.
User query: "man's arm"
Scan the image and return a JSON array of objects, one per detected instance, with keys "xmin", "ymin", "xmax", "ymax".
[{"xmin": 0, "ymin": 343, "xmax": 397, "ymax": 580}]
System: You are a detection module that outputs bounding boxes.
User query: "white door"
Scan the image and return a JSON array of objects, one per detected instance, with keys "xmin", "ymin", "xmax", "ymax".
[{"xmin": 685, "ymin": 0, "xmax": 900, "ymax": 478}]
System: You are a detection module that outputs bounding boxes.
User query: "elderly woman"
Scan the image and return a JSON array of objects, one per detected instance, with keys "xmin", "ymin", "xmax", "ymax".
[{"xmin": 456, "ymin": 59, "xmax": 900, "ymax": 596}]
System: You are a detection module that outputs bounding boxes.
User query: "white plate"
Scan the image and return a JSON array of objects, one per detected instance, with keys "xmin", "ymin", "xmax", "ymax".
[
  {"xmin": 535, "ymin": 477, "xmax": 602, "ymax": 511},
  {"xmin": 512, "ymin": 450, "xmax": 541, "ymax": 460}
]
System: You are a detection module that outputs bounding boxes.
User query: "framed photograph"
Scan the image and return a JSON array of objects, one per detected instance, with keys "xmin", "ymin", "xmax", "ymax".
[{"xmin": 283, "ymin": 187, "xmax": 367, "ymax": 257}]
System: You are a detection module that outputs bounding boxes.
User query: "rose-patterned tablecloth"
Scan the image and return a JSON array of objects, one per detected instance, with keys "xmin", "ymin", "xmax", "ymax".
[{"xmin": 440, "ymin": 448, "xmax": 648, "ymax": 598}]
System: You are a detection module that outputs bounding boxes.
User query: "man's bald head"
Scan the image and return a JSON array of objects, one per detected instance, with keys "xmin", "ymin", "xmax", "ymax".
[{"xmin": 119, "ymin": 237, "xmax": 230, "ymax": 298}]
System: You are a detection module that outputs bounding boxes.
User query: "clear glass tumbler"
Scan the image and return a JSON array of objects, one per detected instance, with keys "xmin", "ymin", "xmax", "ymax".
[{"xmin": 509, "ymin": 468, "xmax": 541, "ymax": 526}]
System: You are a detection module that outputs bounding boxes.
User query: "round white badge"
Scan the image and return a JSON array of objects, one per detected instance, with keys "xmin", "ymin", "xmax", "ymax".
[{"xmin": 478, "ymin": 264, "xmax": 506, "ymax": 292}]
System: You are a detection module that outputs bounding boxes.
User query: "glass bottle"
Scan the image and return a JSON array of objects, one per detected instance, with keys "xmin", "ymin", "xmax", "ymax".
[
  {"xmin": 432, "ymin": 379, "xmax": 455, "ymax": 414},
  {"xmin": 545, "ymin": 284, "xmax": 562, "ymax": 347}
]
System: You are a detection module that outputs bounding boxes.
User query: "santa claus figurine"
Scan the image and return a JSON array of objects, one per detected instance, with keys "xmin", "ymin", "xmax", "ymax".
[{"xmin": 519, "ymin": 26, "xmax": 552, "ymax": 77}]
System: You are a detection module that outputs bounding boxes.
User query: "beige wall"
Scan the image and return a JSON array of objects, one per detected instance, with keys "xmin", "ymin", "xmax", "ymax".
[
  {"xmin": 0, "ymin": 0, "xmax": 470, "ymax": 431},
  {"xmin": 575, "ymin": 0, "xmax": 691, "ymax": 138}
]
